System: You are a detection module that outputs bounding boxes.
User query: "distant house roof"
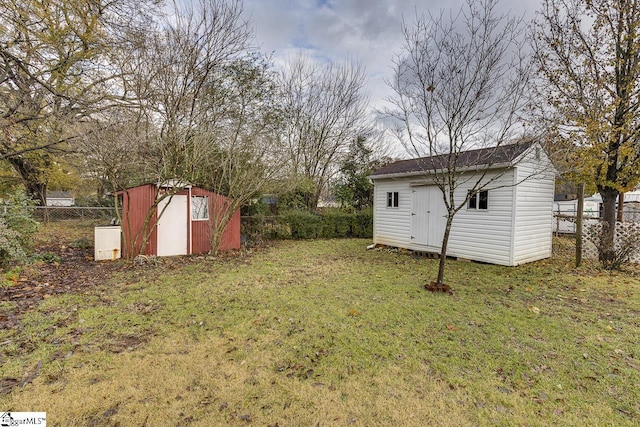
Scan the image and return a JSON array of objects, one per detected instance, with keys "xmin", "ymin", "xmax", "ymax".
[
  {"xmin": 47, "ymin": 191, "xmax": 73, "ymax": 199},
  {"xmin": 370, "ymin": 141, "xmax": 536, "ymax": 179},
  {"xmin": 554, "ymin": 194, "xmax": 577, "ymax": 201}
]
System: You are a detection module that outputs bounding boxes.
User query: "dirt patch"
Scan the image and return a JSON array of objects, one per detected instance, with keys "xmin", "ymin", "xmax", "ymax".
[
  {"xmin": 0, "ymin": 230, "xmax": 266, "ymax": 395},
  {"xmin": 0, "ymin": 244, "xmax": 122, "ymax": 328},
  {"xmin": 99, "ymin": 332, "xmax": 153, "ymax": 354},
  {"xmin": 0, "ymin": 241, "xmax": 133, "ymax": 395},
  {"xmin": 424, "ymin": 281, "xmax": 454, "ymax": 294},
  {"xmin": 0, "ymin": 235, "xmax": 268, "ymax": 327}
]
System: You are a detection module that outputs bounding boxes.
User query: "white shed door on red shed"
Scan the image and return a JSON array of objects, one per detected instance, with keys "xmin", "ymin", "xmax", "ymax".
[{"xmin": 156, "ymin": 195, "xmax": 188, "ymax": 256}]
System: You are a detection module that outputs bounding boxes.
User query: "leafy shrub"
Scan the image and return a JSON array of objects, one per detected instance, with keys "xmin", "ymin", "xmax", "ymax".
[
  {"xmin": 241, "ymin": 215, "xmax": 290, "ymax": 244},
  {"xmin": 284, "ymin": 210, "xmax": 322, "ymax": 239},
  {"xmin": 69, "ymin": 237, "xmax": 92, "ymax": 250},
  {"xmin": 241, "ymin": 210, "xmax": 373, "ymax": 242},
  {"xmin": 321, "ymin": 211, "xmax": 353, "ymax": 238},
  {"xmin": 31, "ymin": 251, "xmax": 62, "ymax": 264},
  {"xmin": 241, "ymin": 199, "xmax": 273, "ymax": 216},
  {"xmin": 351, "ymin": 210, "xmax": 373, "ymax": 238},
  {"xmin": 0, "ymin": 217, "xmax": 28, "ymax": 266},
  {"xmin": 1, "ymin": 190, "xmax": 39, "ymax": 249},
  {"xmin": 0, "ymin": 190, "xmax": 39, "ymax": 266}
]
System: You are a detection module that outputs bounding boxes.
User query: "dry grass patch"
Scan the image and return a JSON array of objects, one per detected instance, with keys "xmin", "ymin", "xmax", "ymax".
[
  {"xmin": 1, "ymin": 235, "xmax": 640, "ymax": 426},
  {"xmin": 11, "ymin": 333, "xmax": 471, "ymax": 426}
]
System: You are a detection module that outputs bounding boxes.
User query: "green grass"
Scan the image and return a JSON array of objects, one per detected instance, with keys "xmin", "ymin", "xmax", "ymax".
[
  {"xmin": 0, "ymin": 267, "xmax": 21, "ymax": 288},
  {"xmin": 1, "ymin": 234, "xmax": 640, "ymax": 426}
]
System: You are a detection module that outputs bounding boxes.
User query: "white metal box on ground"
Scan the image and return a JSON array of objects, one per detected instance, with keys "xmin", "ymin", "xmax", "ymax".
[{"xmin": 94, "ymin": 226, "xmax": 122, "ymax": 261}]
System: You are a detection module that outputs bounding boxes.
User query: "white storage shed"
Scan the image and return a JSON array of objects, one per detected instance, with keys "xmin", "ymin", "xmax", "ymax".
[{"xmin": 369, "ymin": 142, "xmax": 556, "ymax": 266}]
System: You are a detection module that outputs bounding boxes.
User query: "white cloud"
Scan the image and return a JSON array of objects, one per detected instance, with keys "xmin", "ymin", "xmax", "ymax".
[{"xmin": 243, "ymin": 0, "xmax": 543, "ymax": 154}]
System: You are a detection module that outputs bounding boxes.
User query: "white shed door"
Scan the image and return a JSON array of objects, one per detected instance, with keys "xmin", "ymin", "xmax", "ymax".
[
  {"xmin": 411, "ymin": 186, "xmax": 447, "ymax": 248},
  {"xmin": 156, "ymin": 195, "xmax": 188, "ymax": 256}
]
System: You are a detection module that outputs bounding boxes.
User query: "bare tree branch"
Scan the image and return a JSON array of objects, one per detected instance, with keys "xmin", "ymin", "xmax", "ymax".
[{"xmin": 383, "ymin": 0, "xmax": 535, "ymax": 285}]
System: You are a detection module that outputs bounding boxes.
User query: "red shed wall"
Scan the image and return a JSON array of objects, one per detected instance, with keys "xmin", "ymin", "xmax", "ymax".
[
  {"xmin": 219, "ymin": 208, "xmax": 241, "ymax": 251},
  {"xmin": 191, "ymin": 187, "xmax": 241, "ymax": 254},
  {"xmin": 120, "ymin": 184, "xmax": 158, "ymax": 258}
]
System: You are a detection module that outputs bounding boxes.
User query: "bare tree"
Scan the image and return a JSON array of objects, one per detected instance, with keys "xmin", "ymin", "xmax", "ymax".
[
  {"xmin": 189, "ymin": 54, "xmax": 287, "ymax": 254},
  {"xmin": 76, "ymin": 111, "xmax": 155, "ymax": 196},
  {"xmin": 0, "ymin": 0, "xmax": 158, "ymax": 204},
  {"xmin": 75, "ymin": 0, "xmax": 255, "ymax": 258},
  {"xmin": 531, "ymin": 0, "xmax": 640, "ymax": 266},
  {"xmin": 280, "ymin": 56, "xmax": 371, "ymax": 210},
  {"xmin": 384, "ymin": 0, "xmax": 533, "ymax": 286},
  {"xmin": 125, "ymin": 0, "xmax": 255, "ymax": 258}
]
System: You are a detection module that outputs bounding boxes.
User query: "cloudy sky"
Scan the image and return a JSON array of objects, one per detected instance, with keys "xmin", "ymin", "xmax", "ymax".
[{"xmin": 243, "ymin": 0, "xmax": 543, "ymax": 112}]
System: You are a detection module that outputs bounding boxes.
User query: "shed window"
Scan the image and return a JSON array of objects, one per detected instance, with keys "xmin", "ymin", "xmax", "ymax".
[
  {"xmin": 386, "ymin": 192, "xmax": 399, "ymax": 208},
  {"xmin": 468, "ymin": 190, "xmax": 488, "ymax": 210},
  {"xmin": 191, "ymin": 196, "xmax": 209, "ymax": 220}
]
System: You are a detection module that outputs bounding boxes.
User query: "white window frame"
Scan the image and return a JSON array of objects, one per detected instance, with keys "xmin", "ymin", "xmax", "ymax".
[
  {"xmin": 386, "ymin": 191, "xmax": 399, "ymax": 208},
  {"xmin": 191, "ymin": 196, "xmax": 209, "ymax": 220},
  {"xmin": 467, "ymin": 190, "xmax": 488, "ymax": 210}
]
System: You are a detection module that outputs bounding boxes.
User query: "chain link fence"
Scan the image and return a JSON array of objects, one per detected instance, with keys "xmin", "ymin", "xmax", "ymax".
[
  {"xmin": 554, "ymin": 204, "xmax": 640, "ymax": 233},
  {"xmin": 553, "ymin": 213, "xmax": 601, "ymax": 234},
  {"xmin": 1, "ymin": 206, "xmax": 119, "ymax": 225}
]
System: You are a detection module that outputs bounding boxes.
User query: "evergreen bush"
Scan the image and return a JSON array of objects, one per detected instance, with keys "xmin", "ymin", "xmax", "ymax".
[
  {"xmin": 284, "ymin": 210, "xmax": 322, "ymax": 239},
  {"xmin": 321, "ymin": 211, "xmax": 353, "ymax": 238},
  {"xmin": 242, "ymin": 209, "xmax": 373, "ymax": 242},
  {"xmin": 0, "ymin": 190, "xmax": 40, "ymax": 267},
  {"xmin": 351, "ymin": 210, "xmax": 373, "ymax": 238},
  {"xmin": 0, "ymin": 217, "xmax": 28, "ymax": 266}
]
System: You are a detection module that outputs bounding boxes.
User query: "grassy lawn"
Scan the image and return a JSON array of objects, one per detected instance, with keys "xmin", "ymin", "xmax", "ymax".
[{"xmin": 1, "ymin": 226, "xmax": 640, "ymax": 426}]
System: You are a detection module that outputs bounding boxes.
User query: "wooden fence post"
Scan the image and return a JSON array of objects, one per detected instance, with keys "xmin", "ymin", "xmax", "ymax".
[{"xmin": 576, "ymin": 183, "xmax": 584, "ymax": 267}]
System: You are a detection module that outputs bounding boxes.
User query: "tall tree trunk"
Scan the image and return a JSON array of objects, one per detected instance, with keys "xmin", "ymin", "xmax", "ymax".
[
  {"xmin": 616, "ymin": 192, "xmax": 625, "ymax": 222},
  {"xmin": 598, "ymin": 186, "xmax": 619, "ymax": 264},
  {"xmin": 6, "ymin": 157, "xmax": 47, "ymax": 205},
  {"xmin": 305, "ymin": 185, "xmax": 322, "ymax": 211},
  {"xmin": 435, "ymin": 215, "xmax": 454, "ymax": 285}
]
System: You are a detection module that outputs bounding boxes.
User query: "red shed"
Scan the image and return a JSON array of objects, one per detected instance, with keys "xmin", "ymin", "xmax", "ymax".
[{"xmin": 118, "ymin": 183, "xmax": 240, "ymax": 258}]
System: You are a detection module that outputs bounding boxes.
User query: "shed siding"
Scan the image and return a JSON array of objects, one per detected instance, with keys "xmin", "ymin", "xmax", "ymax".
[
  {"xmin": 371, "ymin": 143, "xmax": 555, "ymax": 267},
  {"xmin": 440, "ymin": 169, "xmax": 515, "ymax": 266},
  {"xmin": 220, "ymin": 209, "xmax": 241, "ymax": 250},
  {"xmin": 121, "ymin": 184, "xmax": 159, "ymax": 258},
  {"xmin": 190, "ymin": 188, "xmax": 241, "ymax": 253},
  {"xmin": 120, "ymin": 184, "xmax": 240, "ymax": 258},
  {"xmin": 512, "ymin": 151, "xmax": 555, "ymax": 264},
  {"xmin": 373, "ymin": 169, "xmax": 516, "ymax": 265},
  {"xmin": 373, "ymin": 181, "xmax": 412, "ymax": 248}
]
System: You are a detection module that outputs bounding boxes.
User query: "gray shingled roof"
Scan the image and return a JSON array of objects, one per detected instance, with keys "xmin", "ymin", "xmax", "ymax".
[
  {"xmin": 46, "ymin": 190, "xmax": 73, "ymax": 199},
  {"xmin": 370, "ymin": 141, "xmax": 535, "ymax": 178}
]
